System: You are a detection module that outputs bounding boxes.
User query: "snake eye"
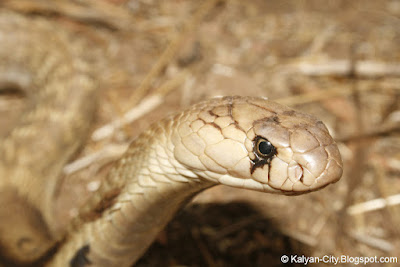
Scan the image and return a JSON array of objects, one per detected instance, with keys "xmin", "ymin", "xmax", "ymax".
[{"xmin": 255, "ymin": 137, "xmax": 276, "ymax": 158}]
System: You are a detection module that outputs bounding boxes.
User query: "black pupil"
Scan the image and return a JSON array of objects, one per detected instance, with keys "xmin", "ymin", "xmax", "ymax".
[{"xmin": 258, "ymin": 141, "xmax": 272, "ymax": 156}]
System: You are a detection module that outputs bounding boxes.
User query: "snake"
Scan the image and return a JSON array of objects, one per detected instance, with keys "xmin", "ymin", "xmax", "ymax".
[
  {"xmin": 0, "ymin": 10, "xmax": 97, "ymax": 264},
  {"xmin": 0, "ymin": 11, "xmax": 343, "ymax": 267}
]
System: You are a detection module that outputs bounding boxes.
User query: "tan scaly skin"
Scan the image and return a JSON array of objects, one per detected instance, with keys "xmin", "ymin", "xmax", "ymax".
[
  {"xmin": 0, "ymin": 11, "xmax": 343, "ymax": 267},
  {"xmin": 49, "ymin": 96, "xmax": 343, "ymax": 267}
]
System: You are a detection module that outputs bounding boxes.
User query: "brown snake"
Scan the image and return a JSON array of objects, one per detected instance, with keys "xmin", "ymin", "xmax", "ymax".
[{"xmin": 0, "ymin": 11, "xmax": 343, "ymax": 267}]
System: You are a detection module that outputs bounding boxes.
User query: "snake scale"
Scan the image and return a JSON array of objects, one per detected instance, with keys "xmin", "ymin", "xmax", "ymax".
[{"xmin": 0, "ymin": 11, "xmax": 343, "ymax": 267}]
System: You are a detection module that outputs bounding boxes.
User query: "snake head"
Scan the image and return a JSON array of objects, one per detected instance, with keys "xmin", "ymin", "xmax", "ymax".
[{"xmin": 173, "ymin": 96, "xmax": 343, "ymax": 195}]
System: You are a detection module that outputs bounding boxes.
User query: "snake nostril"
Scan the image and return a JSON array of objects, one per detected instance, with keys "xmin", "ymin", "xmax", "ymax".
[
  {"xmin": 299, "ymin": 165, "xmax": 304, "ymax": 183},
  {"xmin": 288, "ymin": 161, "xmax": 304, "ymax": 183}
]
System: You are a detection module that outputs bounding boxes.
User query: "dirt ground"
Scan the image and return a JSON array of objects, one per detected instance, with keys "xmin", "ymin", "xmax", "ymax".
[{"xmin": 1, "ymin": 0, "xmax": 399, "ymax": 266}]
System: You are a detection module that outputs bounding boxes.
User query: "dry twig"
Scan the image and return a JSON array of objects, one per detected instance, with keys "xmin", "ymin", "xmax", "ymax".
[
  {"xmin": 347, "ymin": 194, "xmax": 400, "ymax": 215},
  {"xmin": 348, "ymin": 231, "xmax": 393, "ymax": 252}
]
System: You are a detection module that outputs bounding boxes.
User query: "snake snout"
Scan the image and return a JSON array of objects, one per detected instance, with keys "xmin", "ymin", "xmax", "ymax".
[
  {"xmin": 286, "ymin": 125, "xmax": 343, "ymax": 192},
  {"xmin": 257, "ymin": 122, "xmax": 343, "ymax": 194}
]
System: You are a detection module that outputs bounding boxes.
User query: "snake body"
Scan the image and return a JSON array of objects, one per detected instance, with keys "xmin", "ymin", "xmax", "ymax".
[
  {"xmin": 0, "ymin": 11, "xmax": 96, "ymax": 263},
  {"xmin": 0, "ymin": 11, "xmax": 343, "ymax": 267}
]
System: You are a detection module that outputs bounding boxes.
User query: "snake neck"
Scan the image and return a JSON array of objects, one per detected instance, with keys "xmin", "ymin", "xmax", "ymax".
[{"xmin": 49, "ymin": 121, "xmax": 214, "ymax": 267}]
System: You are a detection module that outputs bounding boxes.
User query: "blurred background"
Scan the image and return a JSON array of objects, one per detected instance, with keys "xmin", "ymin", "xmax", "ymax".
[{"xmin": 0, "ymin": 0, "xmax": 399, "ymax": 266}]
